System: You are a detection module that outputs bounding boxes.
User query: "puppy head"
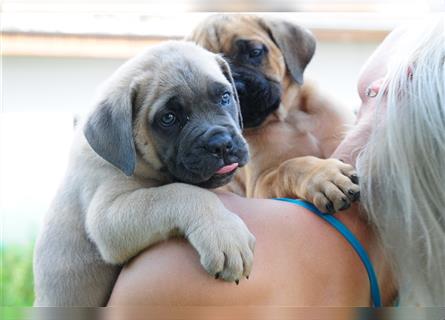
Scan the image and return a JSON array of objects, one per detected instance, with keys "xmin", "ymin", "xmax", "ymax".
[
  {"xmin": 188, "ymin": 14, "xmax": 316, "ymax": 128},
  {"xmin": 84, "ymin": 41, "xmax": 249, "ymax": 188}
]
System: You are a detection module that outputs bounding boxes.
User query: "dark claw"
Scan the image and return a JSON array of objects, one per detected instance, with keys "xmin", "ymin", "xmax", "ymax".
[
  {"xmin": 215, "ymin": 272, "xmax": 220, "ymax": 280},
  {"xmin": 246, "ymin": 276, "xmax": 249, "ymax": 280},
  {"xmin": 338, "ymin": 159, "xmax": 344, "ymax": 163},
  {"xmin": 235, "ymin": 280, "xmax": 239, "ymax": 285},
  {"xmin": 325, "ymin": 201, "xmax": 334, "ymax": 214},
  {"xmin": 339, "ymin": 197, "xmax": 351, "ymax": 211},
  {"xmin": 351, "ymin": 174, "xmax": 359, "ymax": 184},
  {"xmin": 348, "ymin": 190, "xmax": 360, "ymax": 201}
]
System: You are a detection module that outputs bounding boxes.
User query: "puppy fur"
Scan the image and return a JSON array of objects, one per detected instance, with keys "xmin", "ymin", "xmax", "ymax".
[
  {"xmin": 33, "ymin": 41, "xmax": 255, "ymax": 306},
  {"xmin": 188, "ymin": 14, "xmax": 360, "ymax": 212}
]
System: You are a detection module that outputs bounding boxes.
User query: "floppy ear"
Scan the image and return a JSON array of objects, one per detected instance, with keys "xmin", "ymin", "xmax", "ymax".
[
  {"xmin": 215, "ymin": 54, "xmax": 244, "ymax": 130},
  {"xmin": 83, "ymin": 84, "xmax": 137, "ymax": 176},
  {"xmin": 260, "ymin": 17, "xmax": 316, "ymax": 85}
]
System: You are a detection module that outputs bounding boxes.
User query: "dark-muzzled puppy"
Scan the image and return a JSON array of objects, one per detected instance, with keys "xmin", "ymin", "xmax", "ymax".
[
  {"xmin": 33, "ymin": 41, "xmax": 255, "ymax": 306},
  {"xmin": 188, "ymin": 14, "xmax": 360, "ymax": 212}
]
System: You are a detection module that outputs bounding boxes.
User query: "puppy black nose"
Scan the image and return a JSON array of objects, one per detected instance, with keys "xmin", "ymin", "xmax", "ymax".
[
  {"xmin": 234, "ymin": 79, "xmax": 246, "ymax": 96},
  {"xmin": 206, "ymin": 133, "xmax": 233, "ymax": 157}
]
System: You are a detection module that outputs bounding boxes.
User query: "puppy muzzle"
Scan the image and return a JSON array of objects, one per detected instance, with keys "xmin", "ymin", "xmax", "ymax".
[
  {"xmin": 172, "ymin": 125, "xmax": 249, "ymax": 188},
  {"xmin": 231, "ymin": 65, "xmax": 282, "ymax": 128}
]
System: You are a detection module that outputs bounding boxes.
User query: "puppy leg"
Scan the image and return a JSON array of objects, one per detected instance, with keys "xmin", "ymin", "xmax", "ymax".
[
  {"xmin": 86, "ymin": 182, "xmax": 255, "ymax": 283},
  {"xmin": 253, "ymin": 156, "xmax": 360, "ymax": 213}
]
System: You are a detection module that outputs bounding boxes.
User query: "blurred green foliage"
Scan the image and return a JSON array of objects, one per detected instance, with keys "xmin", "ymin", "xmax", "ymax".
[{"xmin": 1, "ymin": 244, "xmax": 35, "ymax": 306}]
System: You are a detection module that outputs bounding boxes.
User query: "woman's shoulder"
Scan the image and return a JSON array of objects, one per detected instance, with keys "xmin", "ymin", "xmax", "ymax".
[
  {"xmin": 236, "ymin": 197, "xmax": 372, "ymax": 304},
  {"xmin": 108, "ymin": 196, "xmax": 372, "ymax": 306}
]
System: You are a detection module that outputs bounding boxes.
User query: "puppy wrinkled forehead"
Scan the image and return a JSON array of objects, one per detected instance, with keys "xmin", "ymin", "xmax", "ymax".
[
  {"xmin": 141, "ymin": 41, "xmax": 233, "ymax": 119},
  {"xmin": 152, "ymin": 41, "xmax": 228, "ymax": 87}
]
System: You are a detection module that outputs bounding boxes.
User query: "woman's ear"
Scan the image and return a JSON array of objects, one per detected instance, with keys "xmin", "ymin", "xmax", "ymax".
[
  {"xmin": 83, "ymin": 82, "xmax": 137, "ymax": 176},
  {"xmin": 215, "ymin": 54, "xmax": 244, "ymax": 130}
]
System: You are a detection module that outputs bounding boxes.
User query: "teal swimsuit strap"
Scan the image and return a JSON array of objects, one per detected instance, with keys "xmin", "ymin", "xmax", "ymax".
[{"xmin": 274, "ymin": 198, "xmax": 382, "ymax": 307}]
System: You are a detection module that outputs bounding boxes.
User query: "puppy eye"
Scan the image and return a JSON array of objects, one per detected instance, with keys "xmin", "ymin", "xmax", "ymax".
[
  {"xmin": 220, "ymin": 91, "xmax": 231, "ymax": 106},
  {"xmin": 249, "ymin": 48, "xmax": 263, "ymax": 58},
  {"xmin": 160, "ymin": 112, "xmax": 177, "ymax": 127}
]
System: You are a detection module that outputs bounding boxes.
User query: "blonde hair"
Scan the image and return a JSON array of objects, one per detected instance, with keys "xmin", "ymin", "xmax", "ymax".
[{"xmin": 358, "ymin": 16, "xmax": 445, "ymax": 306}]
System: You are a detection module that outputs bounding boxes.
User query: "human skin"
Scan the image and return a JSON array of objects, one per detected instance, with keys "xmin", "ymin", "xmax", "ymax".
[{"xmin": 107, "ymin": 27, "xmax": 407, "ymax": 307}]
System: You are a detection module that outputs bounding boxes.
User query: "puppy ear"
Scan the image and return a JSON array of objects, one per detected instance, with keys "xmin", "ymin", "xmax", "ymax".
[
  {"xmin": 215, "ymin": 54, "xmax": 244, "ymax": 130},
  {"xmin": 260, "ymin": 17, "xmax": 316, "ymax": 85},
  {"xmin": 84, "ymin": 84, "xmax": 137, "ymax": 176}
]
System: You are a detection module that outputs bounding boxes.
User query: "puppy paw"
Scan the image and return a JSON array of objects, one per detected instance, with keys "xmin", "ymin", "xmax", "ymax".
[
  {"xmin": 187, "ymin": 210, "xmax": 255, "ymax": 283},
  {"xmin": 305, "ymin": 159, "xmax": 360, "ymax": 214}
]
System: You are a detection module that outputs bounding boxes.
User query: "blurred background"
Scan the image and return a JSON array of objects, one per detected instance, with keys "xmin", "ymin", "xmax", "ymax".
[{"xmin": 1, "ymin": 0, "xmax": 443, "ymax": 307}]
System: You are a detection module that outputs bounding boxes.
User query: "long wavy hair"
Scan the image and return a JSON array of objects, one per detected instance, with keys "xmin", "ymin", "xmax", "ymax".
[{"xmin": 357, "ymin": 16, "xmax": 445, "ymax": 306}]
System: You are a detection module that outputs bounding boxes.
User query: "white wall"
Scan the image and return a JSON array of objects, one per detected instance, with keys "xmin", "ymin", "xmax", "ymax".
[
  {"xmin": 1, "ymin": 39, "xmax": 379, "ymax": 243},
  {"xmin": 3, "ymin": 56, "xmax": 123, "ymax": 114},
  {"xmin": 3, "ymin": 40, "xmax": 379, "ymax": 114}
]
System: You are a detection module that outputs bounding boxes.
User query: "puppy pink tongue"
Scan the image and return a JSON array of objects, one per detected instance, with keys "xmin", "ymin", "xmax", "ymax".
[{"xmin": 216, "ymin": 163, "xmax": 239, "ymax": 175}]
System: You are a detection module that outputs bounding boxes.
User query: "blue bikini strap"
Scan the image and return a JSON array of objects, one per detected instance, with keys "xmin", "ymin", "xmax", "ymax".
[{"xmin": 274, "ymin": 198, "xmax": 382, "ymax": 307}]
